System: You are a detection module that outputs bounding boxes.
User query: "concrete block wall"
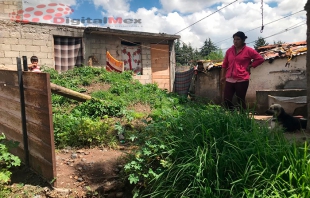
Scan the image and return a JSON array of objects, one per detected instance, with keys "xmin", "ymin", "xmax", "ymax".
[
  {"xmin": 84, "ymin": 34, "xmax": 164, "ymax": 85},
  {"xmin": 84, "ymin": 34, "xmax": 120, "ymax": 67},
  {"xmin": 0, "ymin": 20, "xmax": 84, "ymax": 70},
  {"xmin": 0, "ymin": 0, "xmax": 22, "ymax": 21},
  {"xmin": 136, "ymin": 42, "xmax": 152, "ymax": 84}
]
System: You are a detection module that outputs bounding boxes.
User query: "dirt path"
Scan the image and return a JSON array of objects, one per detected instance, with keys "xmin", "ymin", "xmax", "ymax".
[{"xmin": 9, "ymin": 147, "xmax": 133, "ymax": 198}]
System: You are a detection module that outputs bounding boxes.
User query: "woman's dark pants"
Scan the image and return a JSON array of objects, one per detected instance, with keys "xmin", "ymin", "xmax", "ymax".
[{"xmin": 224, "ymin": 81, "xmax": 249, "ymax": 110}]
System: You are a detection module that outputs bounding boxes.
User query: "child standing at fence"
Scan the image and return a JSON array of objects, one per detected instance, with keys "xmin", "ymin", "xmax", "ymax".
[{"xmin": 29, "ymin": 56, "xmax": 41, "ymax": 73}]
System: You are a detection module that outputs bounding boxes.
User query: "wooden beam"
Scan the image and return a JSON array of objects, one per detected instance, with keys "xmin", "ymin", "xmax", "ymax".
[{"xmin": 50, "ymin": 83, "xmax": 92, "ymax": 102}]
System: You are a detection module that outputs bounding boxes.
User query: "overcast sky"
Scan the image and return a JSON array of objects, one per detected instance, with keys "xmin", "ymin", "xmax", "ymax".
[{"xmin": 19, "ymin": 0, "xmax": 307, "ymax": 51}]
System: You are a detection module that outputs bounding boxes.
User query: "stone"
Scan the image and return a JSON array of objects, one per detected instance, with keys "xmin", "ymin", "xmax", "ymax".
[{"xmin": 71, "ymin": 153, "xmax": 78, "ymax": 159}]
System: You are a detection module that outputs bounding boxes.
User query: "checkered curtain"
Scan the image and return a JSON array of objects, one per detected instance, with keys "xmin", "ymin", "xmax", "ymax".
[
  {"xmin": 174, "ymin": 68, "xmax": 195, "ymax": 96},
  {"xmin": 54, "ymin": 37, "xmax": 83, "ymax": 72}
]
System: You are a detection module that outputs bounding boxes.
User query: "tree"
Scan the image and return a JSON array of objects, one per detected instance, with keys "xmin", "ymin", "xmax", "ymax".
[
  {"xmin": 273, "ymin": 40, "xmax": 285, "ymax": 45},
  {"xmin": 253, "ymin": 37, "xmax": 269, "ymax": 50},
  {"xmin": 175, "ymin": 40, "xmax": 203, "ymax": 66},
  {"xmin": 200, "ymin": 38, "xmax": 218, "ymax": 57},
  {"xmin": 206, "ymin": 50, "xmax": 224, "ymax": 61}
]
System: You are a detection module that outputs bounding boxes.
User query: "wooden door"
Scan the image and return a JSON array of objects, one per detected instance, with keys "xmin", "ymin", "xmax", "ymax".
[{"xmin": 150, "ymin": 44, "xmax": 170, "ymax": 91}]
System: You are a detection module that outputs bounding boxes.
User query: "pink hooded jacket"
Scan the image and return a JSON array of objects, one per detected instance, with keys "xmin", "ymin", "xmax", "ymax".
[{"xmin": 222, "ymin": 45, "xmax": 264, "ymax": 81}]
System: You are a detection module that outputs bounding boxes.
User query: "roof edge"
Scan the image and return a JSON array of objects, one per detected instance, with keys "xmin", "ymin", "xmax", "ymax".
[{"xmin": 84, "ymin": 27, "xmax": 181, "ymax": 40}]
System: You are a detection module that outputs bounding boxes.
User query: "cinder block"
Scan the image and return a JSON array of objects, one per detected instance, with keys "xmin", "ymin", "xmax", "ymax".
[
  {"xmin": 26, "ymin": 46, "xmax": 38, "ymax": 52},
  {"xmin": 33, "ymin": 40, "xmax": 48, "ymax": 46},
  {"xmin": 92, "ymin": 44, "xmax": 100, "ymax": 49},
  {"xmin": 142, "ymin": 60, "xmax": 151, "ymax": 65},
  {"xmin": 4, "ymin": 51, "xmax": 19, "ymax": 58},
  {"xmin": 4, "ymin": 38, "xmax": 18, "ymax": 44},
  {"xmin": 12, "ymin": 44, "xmax": 25, "ymax": 51},
  {"xmin": 0, "ymin": 57, "xmax": 14, "ymax": 64},
  {"xmin": 23, "ymin": 33, "xmax": 36, "ymax": 39},
  {"xmin": 20, "ymin": 52, "xmax": 36, "ymax": 59},
  {"xmin": 46, "ymin": 41, "xmax": 53, "ymax": 47},
  {"xmin": 35, "ymin": 52, "xmax": 48, "ymax": 59},
  {"xmin": 4, "ymin": 8, "xmax": 12, "ymax": 13},
  {"xmin": 141, "ymin": 54, "xmax": 147, "ymax": 60},
  {"xmin": 142, "ymin": 69, "xmax": 152, "ymax": 75},
  {"xmin": 10, "ymin": 32, "xmax": 21, "ymax": 38},
  {"xmin": 34, "ymin": 34, "xmax": 50, "ymax": 40},
  {"xmin": 40, "ymin": 46, "xmax": 53, "ymax": 53},
  {"xmin": 12, "ymin": 57, "xmax": 17, "ymax": 64},
  {"xmin": 40, "ymin": 58, "xmax": 54, "ymax": 67},
  {"xmin": 0, "ymin": 44, "xmax": 11, "ymax": 51},
  {"xmin": 142, "ymin": 49, "xmax": 151, "ymax": 55},
  {"xmin": 0, "ymin": 31, "xmax": 10, "ymax": 38},
  {"xmin": 8, "ymin": 4, "xmax": 17, "ymax": 9},
  {"xmin": 19, "ymin": 39, "xmax": 33, "ymax": 45},
  {"xmin": 47, "ymin": 53, "xmax": 54, "ymax": 59},
  {"xmin": 4, "ymin": 65, "xmax": 16, "ymax": 70},
  {"xmin": 141, "ymin": 75, "xmax": 151, "ymax": 80}
]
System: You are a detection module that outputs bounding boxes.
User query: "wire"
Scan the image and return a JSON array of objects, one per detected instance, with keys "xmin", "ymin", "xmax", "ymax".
[
  {"xmin": 155, "ymin": 0, "xmax": 239, "ymax": 45},
  {"xmin": 247, "ymin": 23, "xmax": 306, "ymax": 44},
  {"xmin": 260, "ymin": 0, "xmax": 264, "ymax": 33},
  {"xmin": 214, "ymin": 10, "xmax": 305, "ymax": 45},
  {"xmin": 219, "ymin": 22, "xmax": 306, "ymax": 51}
]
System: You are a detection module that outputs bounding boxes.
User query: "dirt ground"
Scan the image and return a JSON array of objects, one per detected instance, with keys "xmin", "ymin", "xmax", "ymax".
[{"xmin": 9, "ymin": 146, "xmax": 135, "ymax": 198}]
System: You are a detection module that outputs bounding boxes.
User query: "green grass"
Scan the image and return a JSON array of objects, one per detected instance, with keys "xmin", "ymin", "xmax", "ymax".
[
  {"xmin": 44, "ymin": 66, "xmax": 310, "ymax": 197},
  {"xmin": 124, "ymin": 106, "xmax": 310, "ymax": 198}
]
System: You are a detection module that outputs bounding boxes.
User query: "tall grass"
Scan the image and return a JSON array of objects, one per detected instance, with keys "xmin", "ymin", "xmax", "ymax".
[
  {"xmin": 43, "ymin": 66, "xmax": 310, "ymax": 197},
  {"xmin": 129, "ymin": 105, "xmax": 310, "ymax": 197}
]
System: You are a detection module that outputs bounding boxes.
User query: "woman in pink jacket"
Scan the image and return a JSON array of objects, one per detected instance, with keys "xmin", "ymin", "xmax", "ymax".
[{"xmin": 220, "ymin": 31, "xmax": 264, "ymax": 110}]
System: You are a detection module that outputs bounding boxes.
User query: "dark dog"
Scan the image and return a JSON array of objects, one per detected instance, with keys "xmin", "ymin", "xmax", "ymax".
[{"xmin": 265, "ymin": 104, "xmax": 307, "ymax": 132}]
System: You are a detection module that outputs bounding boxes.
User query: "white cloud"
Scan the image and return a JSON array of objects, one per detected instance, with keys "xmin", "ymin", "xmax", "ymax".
[
  {"xmin": 92, "ymin": 0, "xmax": 130, "ymax": 15},
  {"xmin": 86, "ymin": 0, "xmax": 307, "ymax": 51},
  {"xmin": 159, "ymin": 0, "xmax": 233, "ymax": 14}
]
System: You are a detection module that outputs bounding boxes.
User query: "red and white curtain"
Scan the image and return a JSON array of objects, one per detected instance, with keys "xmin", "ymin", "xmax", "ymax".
[{"xmin": 121, "ymin": 46, "xmax": 142, "ymax": 74}]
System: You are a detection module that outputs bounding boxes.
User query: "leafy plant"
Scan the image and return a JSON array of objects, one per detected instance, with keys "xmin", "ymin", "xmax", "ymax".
[
  {"xmin": 53, "ymin": 113, "xmax": 115, "ymax": 148},
  {"xmin": 0, "ymin": 133, "xmax": 21, "ymax": 184}
]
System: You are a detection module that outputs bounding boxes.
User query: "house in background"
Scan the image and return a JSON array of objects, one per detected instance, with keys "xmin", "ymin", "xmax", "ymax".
[
  {"xmin": 253, "ymin": 41, "xmax": 307, "ymax": 114},
  {"xmin": 192, "ymin": 41, "xmax": 307, "ymax": 114},
  {"xmin": 0, "ymin": 1, "xmax": 180, "ymax": 92}
]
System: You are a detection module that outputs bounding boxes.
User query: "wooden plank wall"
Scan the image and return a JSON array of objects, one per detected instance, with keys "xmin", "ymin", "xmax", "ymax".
[
  {"xmin": 0, "ymin": 70, "xmax": 56, "ymax": 185},
  {"xmin": 150, "ymin": 44, "xmax": 170, "ymax": 91}
]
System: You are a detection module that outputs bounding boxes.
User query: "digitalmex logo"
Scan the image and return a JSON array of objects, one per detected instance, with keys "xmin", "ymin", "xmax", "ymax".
[
  {"xmin": 9, "ymin": 2, "xmax": 142, "ymax": 27},
  {"xmin": 9, "ymin": 3, "xmax": 74, "ymax": 24}
]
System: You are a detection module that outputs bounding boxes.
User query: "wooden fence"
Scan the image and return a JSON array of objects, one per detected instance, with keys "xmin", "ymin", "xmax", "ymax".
[{"xmin": 0, "ymin": 58, "xmax": 56, "ymax": 185}]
